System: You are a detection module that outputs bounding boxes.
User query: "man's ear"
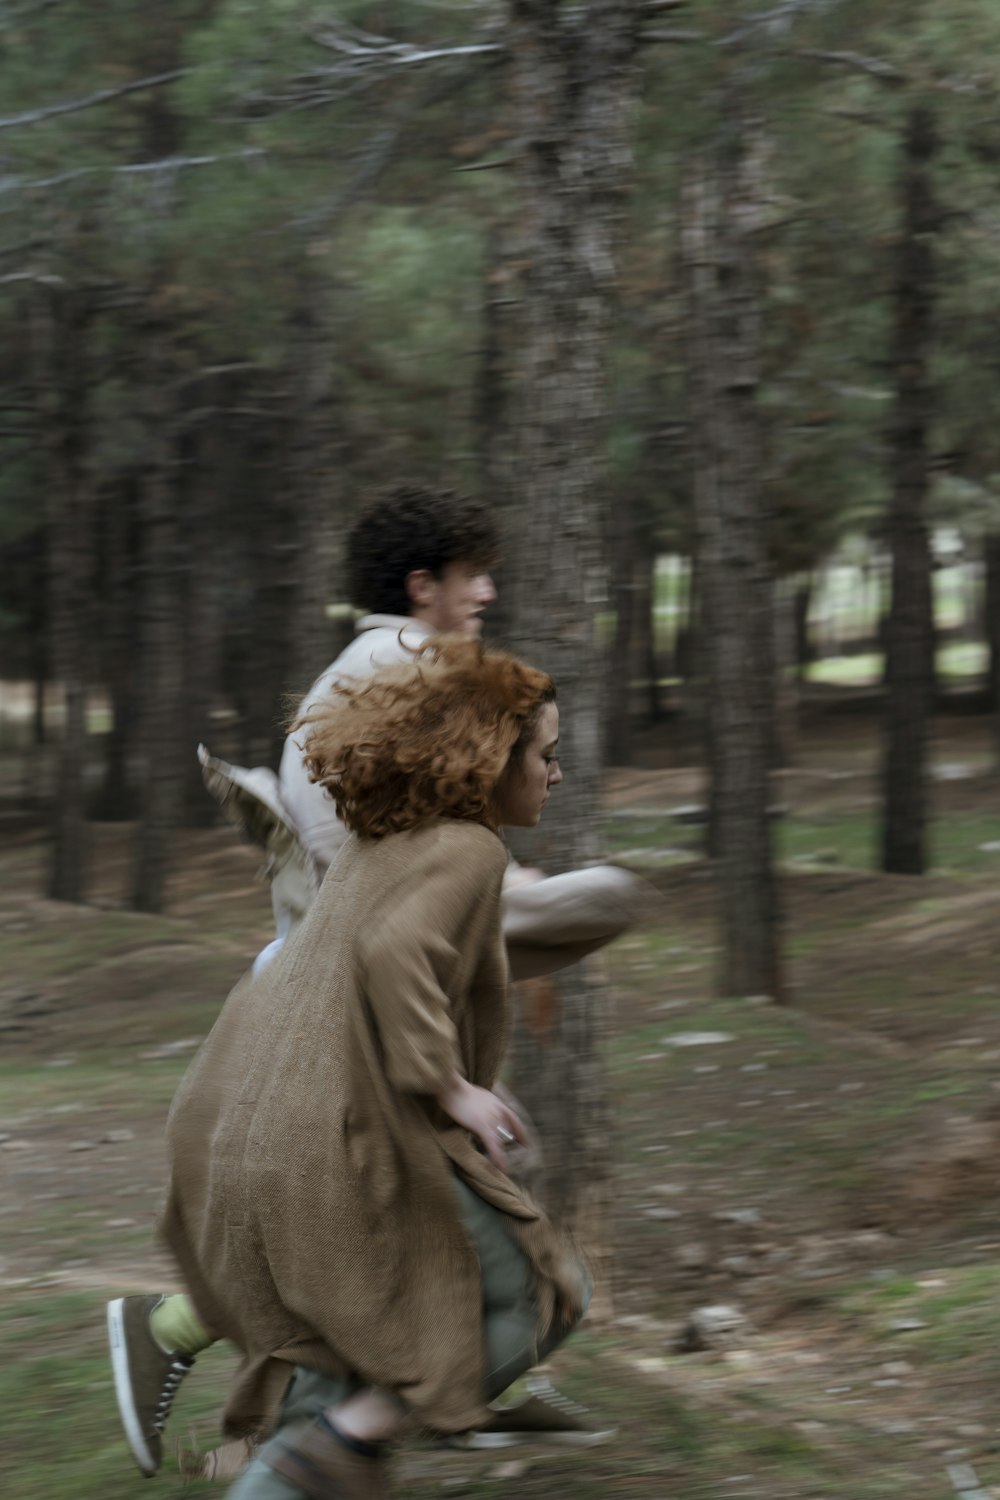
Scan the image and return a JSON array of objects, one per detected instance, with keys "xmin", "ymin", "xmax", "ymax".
[{"xmin": 405, "ymin": 568, "xmax": 437, "ymax": 609}]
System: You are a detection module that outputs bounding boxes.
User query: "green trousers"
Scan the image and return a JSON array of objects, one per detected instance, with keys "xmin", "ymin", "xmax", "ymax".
[{"xmin": 228, "ymin": 1177, "xmax": 587, "ymax": 1498}]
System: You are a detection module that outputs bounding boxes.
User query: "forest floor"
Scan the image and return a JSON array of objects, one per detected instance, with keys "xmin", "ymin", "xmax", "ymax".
[{"xmin": 3, "ymin": 691, "xmax": 1000, "ymax": 1499}]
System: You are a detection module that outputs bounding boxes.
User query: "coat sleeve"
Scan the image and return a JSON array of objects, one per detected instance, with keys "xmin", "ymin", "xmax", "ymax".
[{"xmin": 358, "ymin": 827, "xmax": 506, "ymax": 1095}]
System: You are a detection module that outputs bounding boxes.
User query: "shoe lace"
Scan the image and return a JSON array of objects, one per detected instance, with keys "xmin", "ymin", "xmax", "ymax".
[
  {"xmin": 153, "ymin": 1356, "xmax": 194, "ymax": 1434},
  {"xmin": 525, "ymin": 1378, "xmax": 588, "ymax": 1417}
]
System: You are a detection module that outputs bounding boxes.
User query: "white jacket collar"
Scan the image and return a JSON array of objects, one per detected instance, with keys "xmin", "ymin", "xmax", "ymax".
[{"xmin": 355, "ymin": 614, "xmax": 434, "ymax": 638}]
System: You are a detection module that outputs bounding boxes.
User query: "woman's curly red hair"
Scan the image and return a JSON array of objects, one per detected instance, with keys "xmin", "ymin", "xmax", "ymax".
[{"xmin": 293, "ymin": 636, "xmax": 556, "ymax": 839}]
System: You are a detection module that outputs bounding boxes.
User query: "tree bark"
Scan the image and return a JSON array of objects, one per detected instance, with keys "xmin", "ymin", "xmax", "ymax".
[
  {"xmin": 131, "ymin": 336, "xmax": 184, "ymax": 913},
  {"xmin": 881, "ymin": 106, "xmax": 937, "ymax": 875},
  {"xmin": 503, "ymin": 0, "xmax": 637, "ymax": 1237},
  {"xmin": 682, "ymin": 121, "xmax": 784, "ymax": 1001},
  {"xmin": 605, "ymin": 487, "xmax": 637, "ymax": 765},
  {"xmin": 772, "ymin": 576, "xmax": 799, "ymax": 767},
  {"xmin": 285, "ymin": 276, "xmax": 338, "ymax": 696},
  {"xmin": 94, "ymin": 477, "xmax": 140, "ymax": 821},
  {"xmin": 476, "ymin": 223, "xmax": 518, "ymax": 643},
  {"xmin": 36, "ymin": 287, "xmax": 92, "ymax": 902},
  {"xmin": 639, "ymin": 537, "xmax": 662, "ymax": 725},
  {"xmin": 985, "ymin": 534, "xmax": 1000, "ymax": 766},
  {"xmin": 179, "ymin": 429, "xmax": 227, "ymax": 826}
]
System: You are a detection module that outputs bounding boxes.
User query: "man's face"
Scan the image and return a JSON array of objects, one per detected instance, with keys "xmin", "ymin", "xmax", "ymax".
[{"xmin": 408, "ymin": 560, "xmax": 497, "ymax": 637}]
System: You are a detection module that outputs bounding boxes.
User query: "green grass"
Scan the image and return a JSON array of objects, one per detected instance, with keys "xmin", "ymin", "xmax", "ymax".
[
  {"xmin": 0, "ymin": 1291, "xmax": 937, "ymax": 1499},
  {"xmin": 607, "ymin": 807, "xmax": 1000, "ymax": 877},
  {"xmin": 0, "ymin": 1289, "xmax": 237, "ymax": 1499},
  {"xmin": 836, "ymin": 1263, "xmax": 1000, "ymax": 1368}
]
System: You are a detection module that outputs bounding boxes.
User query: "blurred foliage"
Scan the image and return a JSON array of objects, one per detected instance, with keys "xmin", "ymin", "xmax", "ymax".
[{"xmin": 4, "ymin": 0, "xmax": 1000, "ymax": 680}]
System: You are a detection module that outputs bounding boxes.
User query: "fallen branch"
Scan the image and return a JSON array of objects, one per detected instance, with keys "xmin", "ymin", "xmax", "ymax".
[{"xmin": 0, "ymin": 68, "xmax": 188, "ymax": 132}]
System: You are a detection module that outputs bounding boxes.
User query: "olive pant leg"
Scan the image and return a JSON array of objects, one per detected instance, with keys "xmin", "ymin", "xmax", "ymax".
[
  {"xmin": 229, "ymin": 1178, "xmax": 588, "ymax": 1496},
  {"xmin": 450, "ymin": 1176, "xmax": 589, "ymax": 1400}
]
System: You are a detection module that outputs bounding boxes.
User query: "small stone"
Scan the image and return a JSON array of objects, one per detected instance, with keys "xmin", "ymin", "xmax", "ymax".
[
  {"xmin": 489, "ymin": 1460, "xmax": 529, "ymax": 1480},
  {"xmin": 68, "ymin": 1140, "xmax": 97, "ymax": 1152},
  {"xmin": 676, "ymin": 1304, "xmax": 752, "ymax": 1352},
  {"xmin": 100, "ymin": 1129, "xmax": 135, "ymax": 1144},
  {"xmin": 1, "ymin": 1139, "xmax": 31, "ymax": 1151},
  {"xmin": 881, "ymin": 1361, "xmax": 913, "ymax": 1377},
  {"xmin": 713, "ymin": 1208, "xmax": 763, "ymax": 1227},
  {"xmin": 675, "ymin": 1243, "xmax": 711, "ymax": 1270},
  {"xmin": 661, "ymin": 1031, "xmax": 735, "ymax": 1047},
  {"xmin": 719, "ymin": 1255, "xmax": 757, "ymax": 1277},
  {"xmin": 643, "ymin": 1207, "xmax": 681, "ymax": 1221},
  {"xmin": 888, "ymin": 1318, "xmax": 928, "ymax": 1332},
  {"xmin": 139, "ymin": 1038, "xmax": 202, "ymax": 1060},
  {"xmin": 722, "ymin": 1348, "xmax": 756, "ymax": 1367}
]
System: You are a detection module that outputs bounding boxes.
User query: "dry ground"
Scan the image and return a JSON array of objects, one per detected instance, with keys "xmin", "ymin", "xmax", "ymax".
[{"xmin": 3, "ymin": 696, "xmax": 1000, "ymax": 1498}]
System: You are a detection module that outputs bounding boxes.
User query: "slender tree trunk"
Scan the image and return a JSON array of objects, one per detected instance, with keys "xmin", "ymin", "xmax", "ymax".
[
  {"xmin": 285, "ymin": 278, "xmax": 338, "ymax": 693},
  {"xmin": 131, "ymin": 338, "xmax": 184, "ymax": 913},
  {"xmin": 477, "ymin": 224, "xmax": 518, "ymax": 643},
  {"xmin": 94, "ymin": 478, "xmax": 139, "ymax": 821},
  {"xmin": 772, "ymin": 576, "xmax": 799, "ymax": 767},
  {"xmin": 881, "ymin": 106, "xmax": 937, "ymax": 875},
  {"xmin": 179, "ymin": 432, "xmax": 226, "ymax": 826},
  {"xmin": 503, "ymin": 0, "xmax": 637, "ymax": 1244},
  {"xmin": 794, "ymin": 575, "xmax": 812, "ymax": 685},
  {"xmin": 36, "ymin": 288, "xmax": 92, "ymax": 902},
  {"xmin": 683, "ymin": 122, "xmax": 783, "ymax": 1001},
  {"xmin": 985, "ymin": 534, "xmax": 1000, "ymax": 766},
  {"xmin": 639, "ymin": 525, "xmax": 662, "ymax": 724},
  {"xmin": 605, "ymin": 489, "xmax": 637, "ymax": 765},
  {"xmin": 31, "ymin": 538, "xmax": 47, "ymax": 750}
]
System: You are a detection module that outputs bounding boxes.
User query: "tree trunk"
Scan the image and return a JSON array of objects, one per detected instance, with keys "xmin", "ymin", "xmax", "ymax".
[
  {"xmin": 179, "ymin": 431, "xmax": 227, "ymax": 827},
  {"xmin": 639, "ymin": 523, "xmax": 662, "ymax": 724},
  {"xmin": 131, "ymin": 341, "xmax": 184, "ymax": 913},
  {"xmin": 985, "ymin": 534, "xmax": 1000, "ymax": 766},
  {"xmin": 94, "ymin": 478, "xmax": 140, "ymax": 821},
  {"xmin": 772, "ymin": 576, "xmax": 799, "ymax": 767},
  {"xmin": 881, "ymin": 106, "xmax": 937, "ymax": 875},
  {"xmin": 476, "ymin": 224, "xmax": 518, "ymax": 643},
  {"xmin": 285, "ymin": 278, "xmax": 338, "ymax": 694},
  {"xmin": 36, "ymin": 288, "xmax": 92, "ymax": 902},
  {"xmin": 682, "ymin": 123, "xmax": 783, "ymax": 1001},
  {"xmin": 605, "ymin": 488, "xmax": 637, "ymax": 765},
  {"xmin": 503, "ymin": 0, "xmax": 637, "ymax": 1244},
  {"xmin": 794, "ymin": 575, "xmax": 812, "ymax": 684}
]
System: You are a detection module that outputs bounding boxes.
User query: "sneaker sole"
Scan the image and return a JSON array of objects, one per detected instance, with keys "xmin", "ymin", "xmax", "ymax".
[
  {"xmin": 447, "ymin": 1428, "xmax": 618, "ymax": 1450},
  {"xmin": 106, "ymin": 1298, "xmax": 158, "ymax": 1477}
]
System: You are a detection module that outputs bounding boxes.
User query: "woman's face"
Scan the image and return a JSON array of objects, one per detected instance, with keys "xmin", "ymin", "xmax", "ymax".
[{"xmin": 495, "ymin": 702, "xmax": 562, "ymax": 828}]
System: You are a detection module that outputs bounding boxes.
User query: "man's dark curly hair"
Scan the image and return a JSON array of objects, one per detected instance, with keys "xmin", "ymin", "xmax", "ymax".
[{"xmin": 346, "ymin": 483, "xmax": 500, "ymax": 616}]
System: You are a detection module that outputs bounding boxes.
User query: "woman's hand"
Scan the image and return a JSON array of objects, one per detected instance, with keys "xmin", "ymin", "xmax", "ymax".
[{"xmin": 436, "ymin": 1075, "xmax": 528, "ymax": 1171}]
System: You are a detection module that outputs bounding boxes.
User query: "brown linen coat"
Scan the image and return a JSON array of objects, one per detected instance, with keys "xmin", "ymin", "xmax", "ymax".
[{"xmin": 161, "ymin": 819, "xmax": 585, "ymax": 1439}]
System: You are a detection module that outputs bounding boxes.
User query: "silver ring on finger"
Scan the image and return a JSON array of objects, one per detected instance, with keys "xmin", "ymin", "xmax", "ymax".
[{"xmin": 496, "ymin": 1125, "xmax": 515, "ymax": 1145}]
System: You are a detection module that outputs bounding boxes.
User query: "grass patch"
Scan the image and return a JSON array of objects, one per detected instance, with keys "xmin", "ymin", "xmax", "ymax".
[{"xmin": 0, "ymin": 1289, "xmax": 237, "ymax": 1499}]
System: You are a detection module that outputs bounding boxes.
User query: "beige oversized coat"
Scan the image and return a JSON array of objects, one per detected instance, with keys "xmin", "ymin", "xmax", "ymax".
[{"xmin": 161, "ymin": 819, "xmax": 585, "ymax": 1439}]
